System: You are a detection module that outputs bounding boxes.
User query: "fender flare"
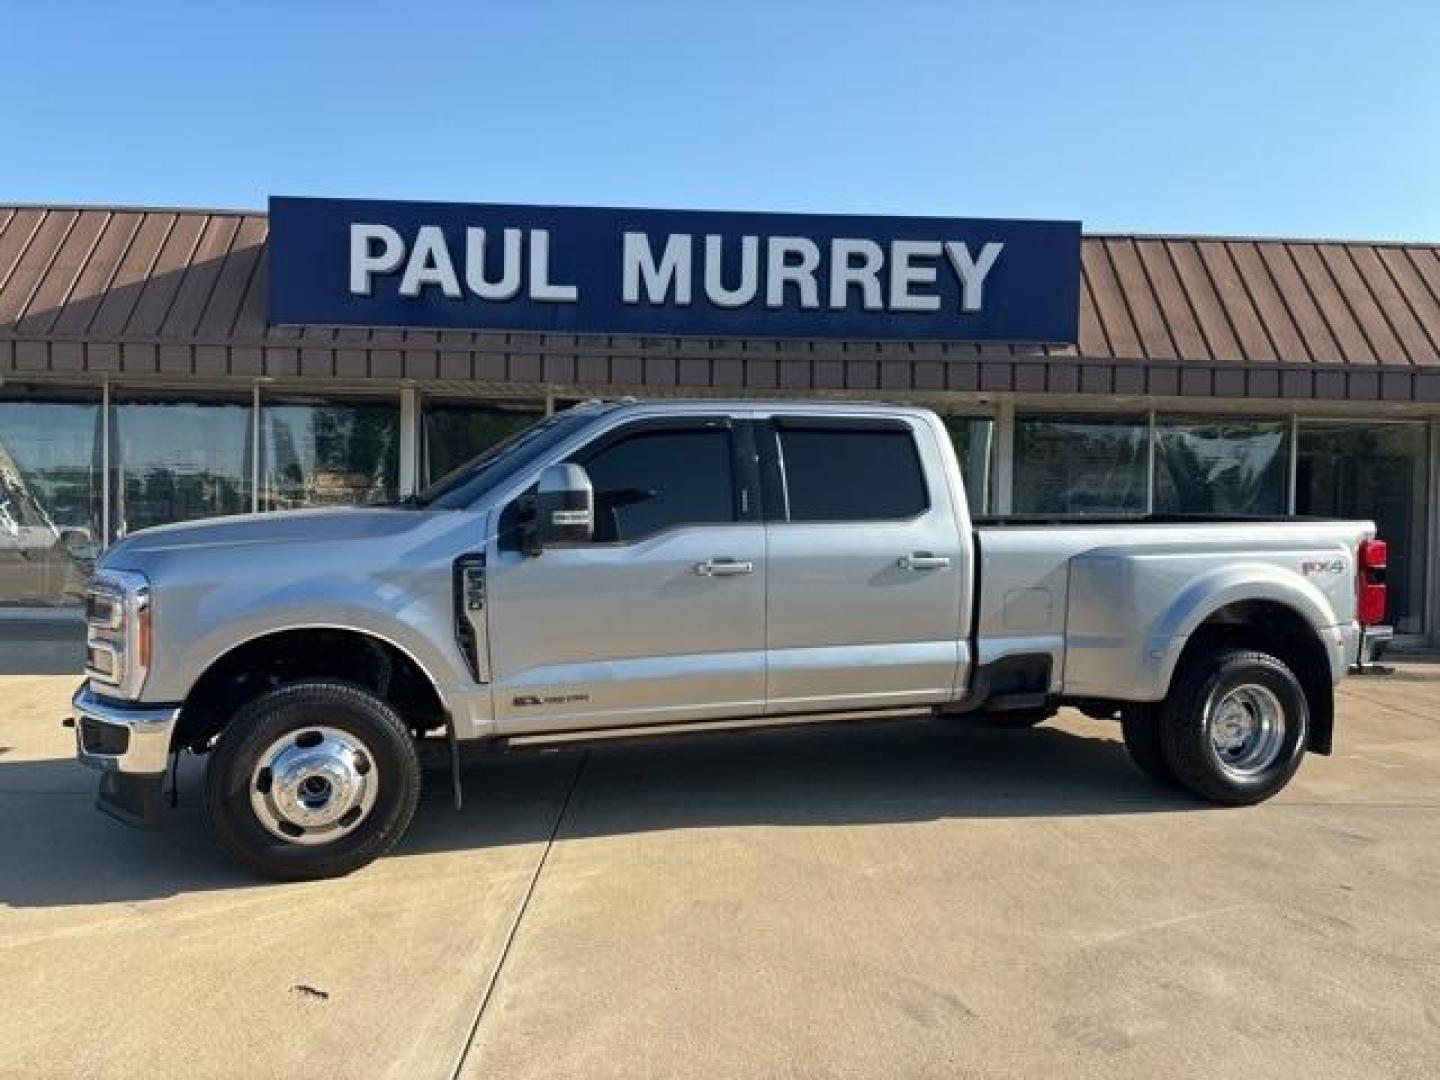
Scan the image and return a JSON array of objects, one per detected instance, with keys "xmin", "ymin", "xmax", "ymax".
[
  {"xmin": 1148, "ymin": 562, "xmax": 1344, "ymax": 698},
  {"xmin": 181, "ymin": 613, "xmax": 457, "ymax": 713}
]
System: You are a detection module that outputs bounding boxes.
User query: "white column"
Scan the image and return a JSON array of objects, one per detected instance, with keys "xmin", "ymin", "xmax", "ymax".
[
  {"xmin": 1145, "ymin": 409, "xmax": 1157, "ymax": 514},
  {"xmin": 398, "ymin": 387, "xmax": 420, "ymax": 497},
  {"xmin": 100, "ymin": 380, "xmax": 111, "ymax": 547},
  {"xmin": 994, "ymin": 398, "xmax": 1015, "ymax": 515},
  {"xmin": 1286, "ymin": 413, "xmax": 1299, "ymax": 515},
  {"xmin": 1427, "ymin": 420, "xmax": 1439, "ymax": 642},
  {"xmin": 251, "ymin": 382, "xmax": 261, "ymax": 514}
]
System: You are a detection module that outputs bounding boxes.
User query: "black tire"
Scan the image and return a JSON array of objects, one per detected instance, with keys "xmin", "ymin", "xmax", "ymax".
[
  {"xmin": 1120, "ymin": 704, "xmax": 1175, "ymax": 785},
  {"xmin": 1158, "ymin": 649, "xmax": 1308, "ymax": 806},
  {"xmin": 204, "ymin": 680, "xmax": 421, "ymax": 881}
]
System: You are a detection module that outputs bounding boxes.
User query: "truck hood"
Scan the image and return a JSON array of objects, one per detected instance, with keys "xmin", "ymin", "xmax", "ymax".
[{"xmin": 102, "ymin": 506, "xmax": 429, "ymax": 560}]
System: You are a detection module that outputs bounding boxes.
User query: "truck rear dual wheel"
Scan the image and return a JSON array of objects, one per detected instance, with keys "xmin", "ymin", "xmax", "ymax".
[
  {"xmin": 204, "ymin": 681, "xmax": 422, "ymax": 881},
  {"xmin": 1149, "ymin": 649, "xmax": 1309, "ymax": 805}
]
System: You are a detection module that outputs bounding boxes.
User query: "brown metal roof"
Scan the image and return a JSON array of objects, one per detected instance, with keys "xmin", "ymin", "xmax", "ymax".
[{"xmin": 4, "ymin": 205, "xmax": 1440, "ymax": 401}]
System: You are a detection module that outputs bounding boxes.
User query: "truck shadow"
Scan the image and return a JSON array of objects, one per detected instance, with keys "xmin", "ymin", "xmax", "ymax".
[{"xmin": 0, "ymin": 717, "xmax": 1204, "ymax": 908}]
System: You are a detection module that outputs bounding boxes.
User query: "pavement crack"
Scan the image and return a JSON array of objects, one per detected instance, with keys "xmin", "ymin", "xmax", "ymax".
[{"xmin": 444, "ymin": 749, "xmax": 589, "ymax": 1080}]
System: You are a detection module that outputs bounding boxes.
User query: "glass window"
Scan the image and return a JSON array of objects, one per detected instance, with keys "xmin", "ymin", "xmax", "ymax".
[
  {"xmin": 261, "ymin": 399, "xmax": 400, "ymax": 511},
  {"xmin": 578, "ymin": 427, "xmax": 736, "ymax": 543},
  {"xmin": 419, "ymin": 408, "xmax": 600, "ymax": 511},
  {"xmin": 1154, "ymin": 417, "xmax": 1289, "ymax": 515},
  {"xmin": 111, "ymin": 396, "xmax": 253, "ymax": 539},
  {"xmin": 423, "ymin": 402, "xmax": 545, "ymax": 487},
  {"xmin": 1013, "ymin": 415, "xmax": 1148, "ymax": 515},
  {"xmin": 0, "ymin": 396, "xmax": 102, "ymax": 605},
  {"xmin": 943, "ymin": 416, "xmax": 995, "ymax": 515},
  {"xmin": 1297, "ymin": 421, "xmax": 1428, "ymax": 633},
  {"xmin": 779, "ymin": 426, "xmax": 928, "ymax": 522}
]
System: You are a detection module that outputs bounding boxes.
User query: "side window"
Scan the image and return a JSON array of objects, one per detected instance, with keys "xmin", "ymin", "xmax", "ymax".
[
  {"xmin": 578, "ymin": 427, "xmax": 737, "ymax": 543},
  {"xmin": 778, "ymin": 425, "xmax": 928, "ymax": 522}
]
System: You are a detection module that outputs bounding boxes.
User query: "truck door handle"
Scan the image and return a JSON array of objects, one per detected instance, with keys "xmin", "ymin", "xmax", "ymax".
[
  {"xmin": 898, "ymin": 552, "xmax": 951, "ymax": 571},
  {"xmin": 694, "ymin": 558, "xmax": 755, "ymax": 577}
]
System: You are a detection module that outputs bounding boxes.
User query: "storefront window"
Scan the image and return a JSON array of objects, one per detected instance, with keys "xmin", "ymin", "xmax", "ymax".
[
  {"xmin": 1297, "ymin": 421, "xmax": 1428, "ymax": 633},
  {"xmin": 1154, "ymin": 417, "xmax": 1288, "ymax": 515},
  {"xmin": 1013, "ymin": 415, "xmax": 1148, "ymax": 515},
  {"xmin": 942, "ymin": 415, "xmax": 995, "ymax": 515},
  {"xmin": 0, "ymin": 397, "xmax": 103, "ymax": 605},
  {"xmin": 260, "ymin": 399, "xmax": 400, "ymax": 510},
  {"xmin": 111, "ymin": 396, "xmax": 253, "ymax": 539},
  {"xmin": 422, "ymin": 401, "xmax": 545, "ymax": 487}
]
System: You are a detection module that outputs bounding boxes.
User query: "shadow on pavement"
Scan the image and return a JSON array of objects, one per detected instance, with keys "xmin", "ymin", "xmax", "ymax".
[{"xmin": 0, "ymin": 718, "xmax": 1201, "ymax": 909}]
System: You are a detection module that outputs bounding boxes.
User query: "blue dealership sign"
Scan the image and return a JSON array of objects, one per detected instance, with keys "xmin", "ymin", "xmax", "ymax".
[{"xmin": 268, "ymin": 196, "xmax": 1081, "ymax": 342}]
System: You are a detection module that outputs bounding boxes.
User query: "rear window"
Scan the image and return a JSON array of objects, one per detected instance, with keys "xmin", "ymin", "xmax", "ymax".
[{"xmin": 778, "ymin": 426, "xmax": 929, "ymax": 522}]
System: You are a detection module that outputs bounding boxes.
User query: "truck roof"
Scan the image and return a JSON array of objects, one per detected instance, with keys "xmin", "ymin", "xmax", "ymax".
[{"xmin": 578, "ymin": 397, "xmax": 935, "ymax": 418}]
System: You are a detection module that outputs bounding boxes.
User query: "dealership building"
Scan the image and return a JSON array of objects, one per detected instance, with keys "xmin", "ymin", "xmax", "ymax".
[{"xmin": 2, "ymin": 199, "xmax": 1439, "ymax": 641}]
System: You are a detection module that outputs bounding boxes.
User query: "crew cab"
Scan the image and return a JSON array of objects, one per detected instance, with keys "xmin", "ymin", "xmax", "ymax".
[{"xmin": 71, "ymin": 399, "xmax": 1386, "ymax": 879}]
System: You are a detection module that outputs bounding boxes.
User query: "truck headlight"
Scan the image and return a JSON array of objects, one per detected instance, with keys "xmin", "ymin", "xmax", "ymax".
[{"xmin": 85, "ymin": 570, "xmax": 152, "ymax": 699}]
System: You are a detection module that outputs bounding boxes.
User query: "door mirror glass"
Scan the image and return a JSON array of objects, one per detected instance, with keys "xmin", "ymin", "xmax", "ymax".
[{"xmin": 530, "ymin": 463, "xmax": 594, "ymax": 552}]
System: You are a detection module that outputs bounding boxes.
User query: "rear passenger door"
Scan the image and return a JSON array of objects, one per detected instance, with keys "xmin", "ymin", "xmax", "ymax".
[{"xmin": 762, "ymin": 415, "xmax": 969, "ymax": 714}]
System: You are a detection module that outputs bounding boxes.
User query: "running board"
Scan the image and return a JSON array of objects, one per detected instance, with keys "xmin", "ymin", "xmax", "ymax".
[{"xmin": 498, "ymin": 706, "xmax": 935, "ymax": 750}]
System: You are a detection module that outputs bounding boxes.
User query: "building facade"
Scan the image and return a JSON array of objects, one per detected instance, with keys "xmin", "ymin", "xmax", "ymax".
[{"xmin": 2, "ymin": 203, "xmax": 1439, "ymax": 640}]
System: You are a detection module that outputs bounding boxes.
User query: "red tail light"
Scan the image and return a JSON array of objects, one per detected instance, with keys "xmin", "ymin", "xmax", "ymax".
[{"xmin": 1357, "ymin": 538, "xmax": 1387, "ymax": 626}]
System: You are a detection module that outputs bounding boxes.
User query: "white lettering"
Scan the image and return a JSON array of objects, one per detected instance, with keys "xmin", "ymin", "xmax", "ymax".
[
  {"xmin": 465, "ymin": 227, "xmax": 522, "ymax": 301},
  {"xmin": 765, "ymin": 237, "xmax": 821, "ymax": 309},
  {"xmin": 349, "ymin": 223, "xmax": 405, "ymax": 296},
  {"xmin": 944, "ymin": 241, "xmax": 1003, "ymax": 312},
  {"xmin": 829, "ymin": 239, "xmax": 884, "ymax": 311},
  {"xmin": 889, "ymin": 240, "xmax": 942, "ymax": 312},
  {"xmin": 399, "ymin": 226, "xmax": 462, "ymax": 298},
  {"xmin": 622, "ymin": 232, "xmax": 693, "ymax": 305},
  {"xmin": 528, "ymin": 229, "xmax": 578, "ymax": 303},
  {"xmin": 704, "ymin": 235, "xmax": 758, "ymax": 308}
]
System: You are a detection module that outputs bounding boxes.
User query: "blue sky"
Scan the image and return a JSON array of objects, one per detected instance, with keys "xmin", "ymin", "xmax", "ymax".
[{"xmin": 4, "ymin": 1, "xmax": 1437, "ymax": 239}]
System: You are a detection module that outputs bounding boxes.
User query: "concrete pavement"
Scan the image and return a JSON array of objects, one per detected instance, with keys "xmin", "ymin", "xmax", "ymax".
[{"xmin": 1, "ymin": 667, "xmax": 1438, "ymax": 1078}]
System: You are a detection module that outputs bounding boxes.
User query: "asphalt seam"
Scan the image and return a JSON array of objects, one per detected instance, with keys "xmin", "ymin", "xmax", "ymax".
[{"xmin": 444, "ymin": 749, "xmax": 589, "ymax": 1080}]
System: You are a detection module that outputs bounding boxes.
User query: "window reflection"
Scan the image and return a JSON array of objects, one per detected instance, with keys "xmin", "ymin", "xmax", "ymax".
[
  {"xmin": 422, "ymin": 402, "xmax": 544, "ymax": 487},
  {"xmin": 1297, "ymin": 422, "xmax": 1427, "ymax": 633},
  {"xmin": 1013, "ymin": 415, "xmax": 1148, "ymax": 515},
  {"xmin": 0, "ymin": 399, "xmax": 102, "ymax": 605},
  {"xmin": 112, "ymin": 397, "xmax": 252, "ymax": 539},
  {"xmin": 942, "ymin": 416, "xmax": 995, "ymax": 515},
  {"xmin": 261, "ymin": 400, "xmax": 399, "ymax": 510},
  {"xmin": 1155, "ymin": 417, "xmax": 1288, "ymax": 515}
]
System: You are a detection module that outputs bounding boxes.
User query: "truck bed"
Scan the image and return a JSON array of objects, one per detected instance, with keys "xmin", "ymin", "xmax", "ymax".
[{"xmin": 970, "ymin": 517, "xmax": 1374, "ymax": 704}]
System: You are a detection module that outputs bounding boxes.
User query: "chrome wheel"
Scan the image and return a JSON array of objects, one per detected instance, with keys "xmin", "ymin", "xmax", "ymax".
[
  {"xmin": 249, "ymin": 726, "xmax": 379, "ymax": 845},
  {"xmin": 1206, "ymin": 683, "xmax": 1287, "ymax": 778}
]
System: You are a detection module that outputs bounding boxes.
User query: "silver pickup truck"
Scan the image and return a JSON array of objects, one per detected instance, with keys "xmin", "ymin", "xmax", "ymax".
[{"xmin": 72, "ymin": 398, "xmax": 1388, "ymax": 879}]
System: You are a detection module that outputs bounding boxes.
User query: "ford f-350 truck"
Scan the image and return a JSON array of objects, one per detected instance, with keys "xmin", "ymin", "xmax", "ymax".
[{"xmin": 72, "ymin": 399, "xmax": 1388, "ymax": 879}]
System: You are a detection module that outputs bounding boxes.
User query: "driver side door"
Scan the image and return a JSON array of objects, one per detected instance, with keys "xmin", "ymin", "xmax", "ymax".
[{"xmin": 485, "ymin": 415, "xmax": 767, "ymax": 734}]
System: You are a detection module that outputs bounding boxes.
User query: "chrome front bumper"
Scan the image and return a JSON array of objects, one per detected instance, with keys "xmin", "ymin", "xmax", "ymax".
[{"xmin": 72, "ymin": 683, "xmax": 180, "ymax": 776}]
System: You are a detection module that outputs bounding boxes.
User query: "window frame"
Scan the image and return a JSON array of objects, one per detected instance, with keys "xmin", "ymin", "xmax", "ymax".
[
  {"xmin": 761, "ymin": 415, "xmax": 933, "ymax": 525},
  {"xmin": 502, "ymin": 415, "xmax": 761, "ymax": 550}
]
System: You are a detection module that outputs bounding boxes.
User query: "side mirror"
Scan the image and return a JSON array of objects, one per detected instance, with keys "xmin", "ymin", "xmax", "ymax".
[{"xmin": 529, "ymin": 463, "xmax": 594, "ymax": 553}]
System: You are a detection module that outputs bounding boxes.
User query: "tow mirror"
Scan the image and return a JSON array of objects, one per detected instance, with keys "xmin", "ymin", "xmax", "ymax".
[{"xmin": 529, "ymin": 463, "xmax": 594, "ymax": 553}]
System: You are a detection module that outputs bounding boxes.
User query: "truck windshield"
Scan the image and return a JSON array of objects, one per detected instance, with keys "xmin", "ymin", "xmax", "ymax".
[{"xmin": 412, "ymin": 408, "xmax": 602, "ymax": 509}]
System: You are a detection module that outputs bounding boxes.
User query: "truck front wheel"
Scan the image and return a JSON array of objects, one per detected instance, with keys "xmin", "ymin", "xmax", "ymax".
[
  {"xmin": 1159, "ymin": 649, "xmax": 1308, "ymax": 806},
  {"xmin": 203, "ymin": 681, "xmax": 422, "ymax": 880}
]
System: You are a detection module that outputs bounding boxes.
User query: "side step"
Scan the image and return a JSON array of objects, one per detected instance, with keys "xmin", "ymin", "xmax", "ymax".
[{"xmin": 497, "ymin": 706, "xmax": 935, "ymax": 751}]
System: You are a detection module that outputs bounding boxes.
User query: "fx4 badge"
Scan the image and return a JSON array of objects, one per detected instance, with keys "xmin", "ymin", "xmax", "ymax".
[
  {"xmin": 513, "ymin": 693, "xmax": 591, "ymax": 707},
  {"xmin": 1301, "ymin": 558, "xmax": 1346, "ymax": 576}
]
